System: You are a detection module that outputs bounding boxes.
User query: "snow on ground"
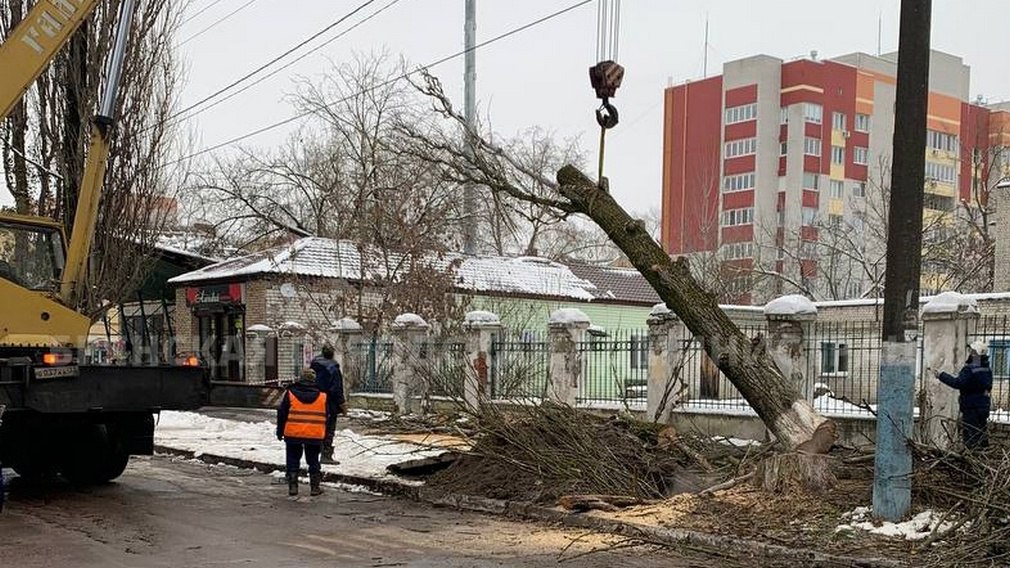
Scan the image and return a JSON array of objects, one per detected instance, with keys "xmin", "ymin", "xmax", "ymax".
[
  {"xmin": 837, "ymin": 507, "xmax": 956, "ymax": 540},
  {"xmin": 155, "ymin": 411, "xmax": 441, "ymax": 480}
]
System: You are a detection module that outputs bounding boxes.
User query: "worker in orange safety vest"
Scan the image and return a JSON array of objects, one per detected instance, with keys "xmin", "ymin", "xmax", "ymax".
[{"xmin": 277, "ymin": 368, "xmax": 330, "ymax": 496}]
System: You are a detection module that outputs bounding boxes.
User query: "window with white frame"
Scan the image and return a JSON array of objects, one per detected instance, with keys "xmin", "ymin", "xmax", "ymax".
[
  {"xmin": 801, "ymin": 206, "xmax": 818, "ymax": 226},
  {"xmin": 722, "ymin": 242, "xmax": 754, "ymax": 260},
  {"xmin": 780, "ymin": 141, "xmax": 788, "ymax": 156},
  {"xmin": 723, "ymin": 172, "xmax": 756, "ymax": 192},
  {"xmin": 629, "ymin": 334, "xmax": 648, "ymax": 370},
  {"xmin": 777, "ymin": 210, "xmax": 785, "ymax": 226},
  {"xmin": 721, "ymin": 207, "xmax": 754, "ymax": 227},
  {"xmin": 804, "ymin": 103, "xmax": 823, "ymax": 124},
  {"xmin": 804, "ymin": 137, "xmax": 822, "ymax": 156},
  {"xmin": 802, "ymin": 172, "xmax": 820, "ymax": 190},
  {"xmin": 832, "ymin": 111, "xmax": 846, "ymax": 130},
  {"xmin": 853, "ymin": 146, "xmax": 868, "ymax": 165},
  {"xmin": 852, "ymin": 181, "xmax": 866, "ymax": 197},
  {"xmin": 725, "ymin": 103, "xmax": 757, "ymax": 124},
  {"xmin": 820, "ymin": 342, "xmax": 849, "ymax": 374},
  {"xmin": 830, "ymin": 180, "xmax": 844, "ymax": 199},
  {"xmin": 927, "ymin": 129, "xmax": 959, "ymax": 153},
  {"xmin": 828, "ymin": 213, "xmax": 844, "ymax": 227},
  {"xmin": 855, "ymin": 113, "xmax": 871, "ymax": 132},
  {"xmin": 832, "ymin": 145, "xmax": 845, "ymax": 164},
  {"xmin": 924, "ymin": 161, "xmax": 957, "ymax": 185},
  {"xmin": 780, "ymin": 106, "xmax": 789, "ymax": 125},
  {"xmin": 724, "ymin": 138, "xmax": 757, "ymax": 158}
]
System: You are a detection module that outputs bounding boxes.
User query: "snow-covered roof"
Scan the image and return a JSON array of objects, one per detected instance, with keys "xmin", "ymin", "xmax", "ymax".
[{"xmin": 168, "ymin": 237, "xmax": 635, "ymax": 303}]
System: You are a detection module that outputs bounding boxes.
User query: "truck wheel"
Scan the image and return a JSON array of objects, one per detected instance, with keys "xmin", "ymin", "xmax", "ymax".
[{"xmin": 60, "ymin": 424, "xmax": 130, "ymax": 485}]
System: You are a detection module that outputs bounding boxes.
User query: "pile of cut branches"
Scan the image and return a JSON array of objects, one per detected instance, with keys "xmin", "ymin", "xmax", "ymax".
[
  {"xmin": 912, "ymin": 442, "xmax": 1010, "ymax": 567},
  {"xmin": 428, "ymin": 403, "xmax": 754, "ymax": 503}
]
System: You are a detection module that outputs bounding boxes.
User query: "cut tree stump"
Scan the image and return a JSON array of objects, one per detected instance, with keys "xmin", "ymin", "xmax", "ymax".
[{"xmin": 753, "ymin": 453, "xmax": 836, "ymax": 494}]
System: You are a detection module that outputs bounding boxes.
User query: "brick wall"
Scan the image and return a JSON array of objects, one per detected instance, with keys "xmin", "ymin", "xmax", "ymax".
[{"xmin": 994, "ymin": 185, "xmax": 1010, "ymax": 293}]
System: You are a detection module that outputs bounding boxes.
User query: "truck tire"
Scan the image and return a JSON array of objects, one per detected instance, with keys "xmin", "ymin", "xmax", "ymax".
[{"xmin": 60, "ymin": 424, "xmax": 130, "ymax": 485}]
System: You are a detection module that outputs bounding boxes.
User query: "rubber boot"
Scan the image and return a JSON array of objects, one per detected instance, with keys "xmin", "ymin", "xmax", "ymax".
[
  {"xmin": 321, "ymin": 446, "xmax": 339, "ymax": 465},
  {"xmin": 287, "ymin": 473, "xmax": 298, "ymax": 496},
  {"xmin": 310, "ymin": 473, "xmax": 323, "ymax": 496}
]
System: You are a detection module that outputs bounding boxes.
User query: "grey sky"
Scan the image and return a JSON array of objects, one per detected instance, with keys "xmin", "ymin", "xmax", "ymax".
[{"xmin": 4, "ymin": 1, "xmax": 1009, "ymax": 213}]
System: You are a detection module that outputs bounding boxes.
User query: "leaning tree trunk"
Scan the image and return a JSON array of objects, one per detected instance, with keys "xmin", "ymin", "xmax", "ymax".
[{"xmin": 556, "ymin": 165, "xmax": 835, "ymax": 453}]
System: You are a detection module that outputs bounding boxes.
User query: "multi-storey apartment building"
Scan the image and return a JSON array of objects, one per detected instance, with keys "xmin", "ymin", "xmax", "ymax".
[{"xmin": 661, "ymin": 50, "xmax": 1010, "ymax": 303}]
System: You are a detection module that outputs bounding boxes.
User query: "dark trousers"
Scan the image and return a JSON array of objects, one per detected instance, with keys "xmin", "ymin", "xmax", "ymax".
[
  {"xmin": 962, "ymin": 407, "xmax": 989, "ymax": 450},
  {"xmin": 323, "ymin": 410, "xmax": 338, "ymax": 453},
  {"xmin": 285, "ymin": 442, "xmax": 321, "ymax": 475}
]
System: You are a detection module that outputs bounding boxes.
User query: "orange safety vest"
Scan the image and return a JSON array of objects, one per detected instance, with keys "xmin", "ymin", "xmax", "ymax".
[{"xmin": 283, "ymin": 391, "xmax": 328, "ymax": 440}]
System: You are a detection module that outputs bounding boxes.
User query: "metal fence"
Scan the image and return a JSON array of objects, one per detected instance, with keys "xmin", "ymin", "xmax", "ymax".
[
  {"xmin": 968, "ymin": 314, "xmax": 1010, "ymax": 412},
  {"xmin": 417, "ymin": 340, "xmax": 467, "ymax": 398},
  {"xmin": 348, "ymin": 338, "xmax": 394, "ymax": 394},
  {"xmin": 489, "ymin": 330, "xmax": 549, "ymax": 400},
  {"xmin": 578, "ymin": 329, "xmax": 649, "ymax": 406},
  {"xmin": 804, "ymin": 320, "xmax": 894, "ymax": 416},
  {"xmin": 675, "ymin": 322, "xmax": 765, "ymax": 411}
]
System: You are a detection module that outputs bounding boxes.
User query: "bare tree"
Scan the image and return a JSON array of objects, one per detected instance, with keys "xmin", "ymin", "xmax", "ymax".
[{"xmin": 1, "ymin": 0, "xmax": 186, "ymax": 316}]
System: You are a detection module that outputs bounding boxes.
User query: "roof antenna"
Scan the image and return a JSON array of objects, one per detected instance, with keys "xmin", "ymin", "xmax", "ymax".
[{"xmin": 877, "ymin": 11, "xmax": 882, "ymax": 55}]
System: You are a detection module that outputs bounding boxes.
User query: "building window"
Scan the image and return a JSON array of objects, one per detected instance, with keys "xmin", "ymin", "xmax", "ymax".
[
  {"xmin": 780, "ymin": 141, "xmax": 788, "ymax": 156},
  {"xmin": 925, "ymin": 161, "xmax": 957, "ymax": 185},
  {"xmin": 821, "ymin": 342, "xmax": 849, "ymax": 374},
  {"xmin": 804, "ymin": 137, "xmax": 822, "ymax": 156},
  {"xmin": 780, "ymin": 106, "xmax": 789, "ymax": 125},
  {"xmin": 802, "ymin": 172, "xmax": 820, "ymax": 190},
  {"xmin": 853, "ymin": 146, "xmax": 868, "ymax": 165},
  {"xmin": 927, "ymin": 129, "xmax": 959, "ymax": 153},
  {"xmin": 852, "ymin": 181, "xmax": 866, "ymax": 198},
  {"xmin": 855, "ymin": 113, "xmax": 871, "ymax": 132},
  {"xmin": 721, "ymin": 207, "xmax": 754, "ymax": 227},
  {"xmin": 830, "ymin": 180, "xmax": 844, "ymax": 199},
  {"xmin": 832, "ymin": 111, "xmax": 846, "ymax": 130},
  {"xmin": 725, "ymin": 103, "xmax": 757, "ymax": 124},
  {"xmin": 629, "ymin": 334, "xmax": 648, "ymax": 370},
  {"xmin": 923, "ymin": 193, "xmax": 955, "ymax": 212},
  {"xmin": 831, "ymin": 145, "xmax": 845, "ymax": 164},
  {"xmin": 990, "ymin": 340, "xmax": 1010, "ymax": 379},
  {"xmin": 804, "ymin": 103, "xmax": 823, "ymax": 124},
  {"xmin": 723, "ymin": 172, "xmax": 756, "ymax": 192},
  {"xmin": 724, "ymin": 138, "xmax": 757, "ymax": 158},
  {"xmin": 801, "ymin": 206, "xmax": 818, "ymax": 226},
  {"xmin": 828, "ymin": 213, "xmax": 844, "ymax": 227},
  {"xmin": 722, "ymin": 242, "xmax": 754, "ymax": 260}
]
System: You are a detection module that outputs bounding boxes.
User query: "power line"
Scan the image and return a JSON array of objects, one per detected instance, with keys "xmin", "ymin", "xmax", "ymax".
[
  {"xmin": 168, "ymin": 0, "xmax": 402, "ymax": 129},
  {"xmin": 178, "ymin": 0, "xmax": 260, "ymax": 47},
  {"xmin": 166, "ymin": 0, "xmax": 594, "ymax": 166},
  {"xmin": 180, "ymin": 0, "xmax": 229, "ymax": 27}
]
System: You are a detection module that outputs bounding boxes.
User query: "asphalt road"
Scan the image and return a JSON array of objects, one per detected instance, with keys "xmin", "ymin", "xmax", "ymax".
[{"xmin": 0, "ymin": 455, "xmax": 712, "ymax": 568}]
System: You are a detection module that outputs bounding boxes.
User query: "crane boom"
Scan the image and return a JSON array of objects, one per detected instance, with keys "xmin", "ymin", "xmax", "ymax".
[{"xmin": 0, "ymin": 0, "xmax": 102, "ymax": 121}]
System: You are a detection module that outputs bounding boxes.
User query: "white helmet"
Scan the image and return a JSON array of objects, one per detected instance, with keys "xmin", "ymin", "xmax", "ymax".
[{"xmin": 969, "ymin": 339, "xmax": 989, "ymax": 355}]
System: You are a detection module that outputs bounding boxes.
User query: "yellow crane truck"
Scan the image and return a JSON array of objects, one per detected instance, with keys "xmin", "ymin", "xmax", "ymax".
[{"xmin": 0, "ymin": 0, "xmax": 208, "ymax": 484}]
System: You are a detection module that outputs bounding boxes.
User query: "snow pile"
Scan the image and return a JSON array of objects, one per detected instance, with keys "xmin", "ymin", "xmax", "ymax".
[
  {"xmin": 921, "ymin": 291, "xmax": 978, "ymax": 315},
  {"xmin": 155, "ymin": 411, "xmax": 440, "ymax": 479},
  {"xmin": 464, "ymin": 310, "xmax": 501, "ymax": 326},
  {"xmin": 392, "ymin": 313, "xmax": 428, "ymax": 328},
  {"xmin": 837, "ymin": 507, "xmax": 956, "ymax": 540},
  {"xmin": 549, "ymin": 308, "xmax": 591, "ymax": 326},
  {"xmin": 330, "ymin": 317, "xmax": 363, "ymax": 332},
  {"xmin": 649, "ymin": 302, "xmax": 672, "ymax": 317},
  {"xmin": 763, "ymin": 294, "xmax": 817, "ymax": 317}
]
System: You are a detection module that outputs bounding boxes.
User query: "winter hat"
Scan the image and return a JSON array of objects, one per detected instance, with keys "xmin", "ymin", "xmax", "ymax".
[
  {"xmin": 299, "ymin": 368, "xmax": 317, "ymax": 382},
  {"xmin": 969, "ymin": 340, "xmax": 989, "ymax": 355}
]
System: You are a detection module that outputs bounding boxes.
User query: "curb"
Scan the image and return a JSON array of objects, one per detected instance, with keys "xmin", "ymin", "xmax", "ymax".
[{"xmin": 154, "ymin": 445, "xmax": 904, "ymax": 568}]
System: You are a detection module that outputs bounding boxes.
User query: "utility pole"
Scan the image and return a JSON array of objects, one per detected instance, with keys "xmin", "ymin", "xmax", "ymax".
[
  {"xmin": 463, "ymin": 0, "xmax": 477, "ymax": 255},
  {"xmin": 872, "ymin": 0, "xmax": 931, "ymax": 522}
]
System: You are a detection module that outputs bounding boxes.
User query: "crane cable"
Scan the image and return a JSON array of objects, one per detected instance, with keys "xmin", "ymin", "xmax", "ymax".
[{"xmin": 590, "ymin": 0, "xmax": 623, "ymax": 188}]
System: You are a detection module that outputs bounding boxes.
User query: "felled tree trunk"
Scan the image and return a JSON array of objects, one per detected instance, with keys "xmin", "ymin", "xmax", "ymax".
[
  {"xmin": 555, "ymin": 165, "xmax": 835, "ymax": 453},
  {"xmin": 753, "ymin": 453, "xmax": 836, "ymax": 494}
]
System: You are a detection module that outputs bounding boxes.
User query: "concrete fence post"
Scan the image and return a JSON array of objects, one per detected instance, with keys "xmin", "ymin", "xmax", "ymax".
[
  {"xmin": 244, "ymin": 324, "xmax": 274, "ymax": 384},
  {"xmin": 918, "ymin": 292, "xmax": 979, "ymax": 450},
  {"xmin": 463, "ymin": 310, "xmax": 501, "ymax": 410},
  {"xmin": 547, "ymin": 308, "xmax": 590, "ymax": 406},
  {"xmin": 391, "ymin": 313, "xmax": 430, "ymax": 415},
  {"xmin": 763, "ymin": 295, "xmax": 818, "ymax": 404},
  {"xmin": 330, "ymin": 317, "xmax": 363, "ymax": 397},
  {"xmin": 646, "ymin": 303, "xmax": 688, "ymax": 423}
]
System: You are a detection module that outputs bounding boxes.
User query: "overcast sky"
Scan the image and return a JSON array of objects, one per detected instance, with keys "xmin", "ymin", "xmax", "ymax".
[{"xmin": 5, "ymin": 1, "xmax": 1009, "ymax": 213}]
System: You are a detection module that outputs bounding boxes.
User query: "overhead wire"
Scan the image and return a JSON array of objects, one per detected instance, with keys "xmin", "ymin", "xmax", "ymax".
[
  {"xmin": 167, "ymin": 0, "xmax": 402, "ymax": 129},
  {"xmin": 179, "ymin": 0, "xmax": 229, "ymax": 27},
  {"xmin": 164, "ymin": 0, "xmax": 594, "ymax": 167},
  {"xmin": 178, "ymin": 0, "xmax": 260, "ymax": 47}
]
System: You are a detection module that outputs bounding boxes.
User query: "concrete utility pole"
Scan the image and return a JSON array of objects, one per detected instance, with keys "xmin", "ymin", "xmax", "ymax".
[
  {"xmin": 462, "ymin": 0, "xmax": 477, "ymax": 255},
  {"xmin": 872, "ymin": 0, "xmax": 932, "ymax": 522}
]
